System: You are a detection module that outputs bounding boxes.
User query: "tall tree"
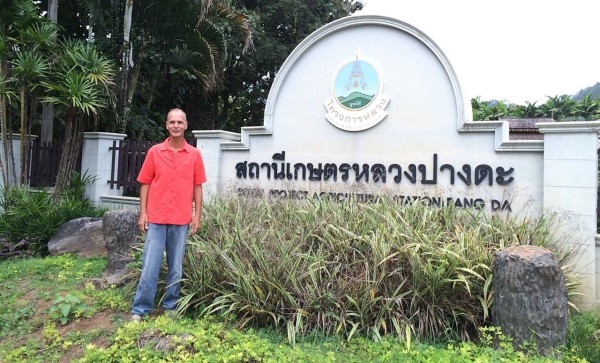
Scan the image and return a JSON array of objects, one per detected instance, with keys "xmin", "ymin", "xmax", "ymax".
[
  {"xmin": 105, "ymin": 0, "xmax": 252, "ymax": 135},
  {"xmin": 116, "ymin": 0, "xmax": 133, "ymax": 133},
  {"xmin": 0, "ymin": 0, "xmax": 57, "ymax": 186},
  {"xmin": 12, "ymin": 22, "xmax": 57, "ymax": 184},
  {"xmin": 575, "ymin": 94, "xmax": 600, "ymax": 121},
  {"xmin": 42, "ymin": 41, "xmax": 115, "ymax": 199},
  {"xmin": 187, "ymin": 0, "xmax": 363, "ymax": 132},
  {"xmin": 539, "ymin": 95, "xmax": 576, "ymax": 121},
  {"xmin": 513, "ymin": 101, "xmax": 543, "ymax": 118}
]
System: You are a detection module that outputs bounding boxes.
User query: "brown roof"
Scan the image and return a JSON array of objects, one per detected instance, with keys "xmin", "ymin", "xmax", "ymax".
[{"xmin": 500, "ymin": 118, "xmax": 555, "ymax": 140}]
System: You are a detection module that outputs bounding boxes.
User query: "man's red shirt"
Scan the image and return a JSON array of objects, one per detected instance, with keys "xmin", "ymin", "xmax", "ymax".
[{"xmin": 137, "ymin": 138, "xmax": 207, "ymax": 225}]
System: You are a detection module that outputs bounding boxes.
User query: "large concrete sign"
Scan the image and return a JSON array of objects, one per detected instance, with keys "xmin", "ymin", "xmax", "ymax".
[{"xmin": 194, "ymin": 15, "xmax": 600, "ymax": 307}]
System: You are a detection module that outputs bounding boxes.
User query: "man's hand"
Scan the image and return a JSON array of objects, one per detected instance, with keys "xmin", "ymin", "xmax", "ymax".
[
  {"xmin": 190, "ymin": 215, "xmax": 201, "ymax": 234},
  {"xmin": 138, "ymin": 213, "xmax": 148, "ymax": 232}
]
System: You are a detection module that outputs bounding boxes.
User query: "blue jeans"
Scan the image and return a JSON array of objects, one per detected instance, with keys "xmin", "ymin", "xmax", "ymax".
[{"xmin": 131, "ymin": 223, "xmax": 188, "ymax": 316}]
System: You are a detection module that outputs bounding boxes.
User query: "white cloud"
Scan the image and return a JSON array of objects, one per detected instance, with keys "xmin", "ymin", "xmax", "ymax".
[{"xmin": 357, "ymin": 0, "xmax": 600, "ymax": 104}]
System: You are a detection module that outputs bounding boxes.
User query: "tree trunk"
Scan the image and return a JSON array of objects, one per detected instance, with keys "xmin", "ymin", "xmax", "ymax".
[
  {"xmin": 117, "ymin": 0, "xmax": 134, "ymax": 133},
  {"xmin": 19, "ymin": 87, "xmax": 26, "ymax": 185},
  {"xmin": 0, "ymin": 94, "xmax": 9, "ymax": 187},
  {"xmin": 41, "ymin": 103, "xmax": 54, "ymax": 144},
  {"xmin": 492, "ymin": 245, "xmax": 568, "ymax": 357},
  {"xmin": 53, "ymin": 112, "xmax": 85, "ymax": 201},
  {"xmin": 41, "ymin": 0, "xmax": 58, "ymax": 144},
  {"xmin": 47, "ymin": 0, "xmax": 58, "ymax": 21},
  {"xmin": 126, "ymin": 37, "xmax": 146, "ymax": 115}
]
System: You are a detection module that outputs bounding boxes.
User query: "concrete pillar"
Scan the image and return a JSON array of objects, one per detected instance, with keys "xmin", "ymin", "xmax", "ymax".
[
  {"xmin": 82, "ymin": 132, "xmax": 126, "ymax": 203},
  {"xmin": 193, "ymin": 130, "xmax": 241, "ymax": 200},
  {"xmin": 538, "ymin": 121, "xmax": 600, "ymax": 308}
]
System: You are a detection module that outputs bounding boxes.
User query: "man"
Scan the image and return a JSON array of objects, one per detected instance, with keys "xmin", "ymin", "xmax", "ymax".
[{"xmin": 130, "ymin": 108, "xmax": 206, "ymax": 322}]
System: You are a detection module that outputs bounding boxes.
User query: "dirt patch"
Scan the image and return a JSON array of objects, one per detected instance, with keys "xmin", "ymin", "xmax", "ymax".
[
  {"xmin": 58, "ymin": 310, "xmax": 120, "ymax": 335},
  {"xmin": 14, "ymin": 309, "xmax": 125, "ymax": 363},
  {"xmin": 57, "ymin": 310, "xmax": 125, "ymax": 363}
]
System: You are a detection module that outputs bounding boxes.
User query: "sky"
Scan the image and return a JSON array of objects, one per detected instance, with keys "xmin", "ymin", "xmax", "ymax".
[{"xmin": 357, "ymin": 0, "xmax": 600, "ymax": 104}]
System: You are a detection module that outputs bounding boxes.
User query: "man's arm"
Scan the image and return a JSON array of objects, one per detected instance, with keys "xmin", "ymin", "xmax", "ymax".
[
  {"xmin": 190, "ymin": 184, "xmax": 202, "ymax": 234},
  {"xmin": 138, "ymin": 184, "xmax": 150, "ymax": 232}
]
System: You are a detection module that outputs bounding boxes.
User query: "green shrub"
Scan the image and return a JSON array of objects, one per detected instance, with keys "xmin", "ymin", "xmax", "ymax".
[
  {"xmin": 0, "ymin": 172, "xmax": 107, "ymax": 257},
  {"xmin": 567, "ymin": 310, "xmax": 600, "ymax": 362},
  {"xmin": 174, "ymin": 196, "xmax": 572, "ymax": 343}
]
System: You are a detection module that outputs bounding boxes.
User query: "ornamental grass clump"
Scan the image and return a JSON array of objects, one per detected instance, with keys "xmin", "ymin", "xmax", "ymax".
[{"xmin": 178, "ymin": 195, "xmax": 566, "ymax": 343}]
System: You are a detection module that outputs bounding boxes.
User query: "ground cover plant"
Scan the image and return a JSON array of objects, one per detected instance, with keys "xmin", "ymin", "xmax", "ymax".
[
  {"xmin": 0, "ymin": 254, "xmax": 130, "ymax": 362},
  {"xmin": 0, "ymin": 253, "xmax": 592, "ymax": 362},
  {"xmin": 177, "ymin": 196, "xmax": 578, "ymax": 344}
]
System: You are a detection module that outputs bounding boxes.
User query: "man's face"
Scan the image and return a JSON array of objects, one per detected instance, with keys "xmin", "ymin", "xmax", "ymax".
[{"xmin": 166, "ymin": 111, "xmax": 187, "ymax": 138}]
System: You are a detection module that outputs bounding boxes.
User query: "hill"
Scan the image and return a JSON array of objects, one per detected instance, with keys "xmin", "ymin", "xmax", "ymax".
[{"xmin": 572, "ymin": 82, "xmax": 600, "ymax": 100}]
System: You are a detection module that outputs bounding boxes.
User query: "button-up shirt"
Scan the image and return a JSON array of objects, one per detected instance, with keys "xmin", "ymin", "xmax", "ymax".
[{"xmin": 137, "ymin": 138, "xmax": 207, "ymax": 225}]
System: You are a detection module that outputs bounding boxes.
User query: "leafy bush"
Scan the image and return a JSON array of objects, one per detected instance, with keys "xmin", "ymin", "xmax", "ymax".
[
  {"xmin": 175, "ymin": 196, "xmax": 572, "ymax": 343},
  {"xmin": 48, "ymin": 293, "xmax": 90, "ymax": 325},
  {"xmin": 0, "ymin": 172, "xmax": 107, "ymax": 257},
  {"xmin": 567, "ymin": 310, "xmax": 600, "ymax": 362}
]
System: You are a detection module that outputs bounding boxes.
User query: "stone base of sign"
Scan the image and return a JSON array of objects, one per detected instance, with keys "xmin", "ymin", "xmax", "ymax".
[
  {"xmin": 492, "ymin": 245, "xmax": 568, "ymax": 356},
  {"xmin": 101, "ymin": 209, "xmax": 140, "ymax": 286}
]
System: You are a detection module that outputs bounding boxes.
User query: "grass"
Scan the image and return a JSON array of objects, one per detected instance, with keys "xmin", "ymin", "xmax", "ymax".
[
  {"xmin": 0, "ymin": 254, "xmax": 130, "ymax": 362},
  {"xmin": 0, "ymin": 254, "xmax": 592, "ymax": 362},
  {"xmin": 0, "ymin": 195, "xmax": 597, "ymax": 362}
]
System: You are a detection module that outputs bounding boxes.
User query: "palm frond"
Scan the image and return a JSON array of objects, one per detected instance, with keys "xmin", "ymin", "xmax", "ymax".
[
  {"xmin": 19, "ymin": 22, "xmax": 60, "ymax": 50},
  {"xmin": 11, "ymin": 49, "xmax": 51, "ymax": 88},
  {"xmin": 0, "ymin": 74, "xmax": 17, "ymax": 102}
]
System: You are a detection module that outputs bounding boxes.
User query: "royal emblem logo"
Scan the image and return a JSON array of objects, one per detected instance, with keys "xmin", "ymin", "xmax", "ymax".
[{"xmin": 324, "ymin": 52, "xmax": 389, "ymax": 131}]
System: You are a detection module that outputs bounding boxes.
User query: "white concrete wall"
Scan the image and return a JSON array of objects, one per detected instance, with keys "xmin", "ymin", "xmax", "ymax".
[{"xmin": 539, "ymin": 122, "xmax": 600, "ymax": 308}]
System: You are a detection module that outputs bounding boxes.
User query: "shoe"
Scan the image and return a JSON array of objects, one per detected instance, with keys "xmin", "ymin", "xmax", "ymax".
[{"xmin": 130, "ymin": 314, "xmax": 142, "ymax": 323}]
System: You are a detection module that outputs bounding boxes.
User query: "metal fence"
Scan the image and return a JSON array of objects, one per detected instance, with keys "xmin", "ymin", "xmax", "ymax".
[
  {"xmin": 28, "ymin": 141, "xmax": 81, "ymax": 187},
  {"xmin": 107, "ymin": 140, "xmax": 153, "ymax": 196}
]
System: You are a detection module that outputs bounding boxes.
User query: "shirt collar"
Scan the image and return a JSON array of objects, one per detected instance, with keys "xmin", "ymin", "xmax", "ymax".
[{"xmin": 158, "ymin": 137, "xmax": 193, "ymax": 152}]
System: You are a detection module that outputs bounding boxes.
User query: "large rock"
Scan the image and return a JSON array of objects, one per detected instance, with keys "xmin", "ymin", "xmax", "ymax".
[
  {"xmin": 492, "ymin": 245, "xmax": 568, "ymax": 356},
  {"xmin": 100, "ymin": 209, "xmax": 141, "ymax": 286},
  {"xmin": 48, "ymin": 217, "xmax": 105, "ymax": 257}
]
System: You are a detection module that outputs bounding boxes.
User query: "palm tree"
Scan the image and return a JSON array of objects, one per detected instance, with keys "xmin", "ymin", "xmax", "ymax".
[
  {"xmin": 471, "ymin": 97, "xmax": 514, "ymax": 121},
  {"xmin": 540, "ymin": 95, "xmax": 576, "ymax": 121},
  {"xmin": 0, "ymin": 0, "xmax": 40, "ymax": 186},
  {"xmin": 42, "ymin": 40, "xmax": 115, "ymax": 199},
  {"xmin": 471, "ymin": 96, "xmax": 487, "ymax": 121},
  {"xmin": 108, "ymin": 0, "xmax": 252, "ymax": 132},
  {"xmin": 12, "ymin": 48, "xmax": 50, "ymax": 184},
  {"xmin": 575, "ymin": 94, "xmax": 600, "ymax": 121},
  {"xmin": 117, "ymin": 0, "xmax": 134, "ymax": 133},
  {"xmin": 0, "ymin": 1, "xmax": 58, "ymax": 186},
  {"xmin": 513, "ymin": 101, "xmax": 543, "ymax": 118},
  {"xmin": 12, "ymin": 22, "xmax": 58, "ymax": 184}
]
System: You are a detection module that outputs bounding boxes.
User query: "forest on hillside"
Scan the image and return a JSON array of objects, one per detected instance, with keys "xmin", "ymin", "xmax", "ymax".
[{"xmin": 573, "ymin": 82, "xmax": 600, "ymax": 101}]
